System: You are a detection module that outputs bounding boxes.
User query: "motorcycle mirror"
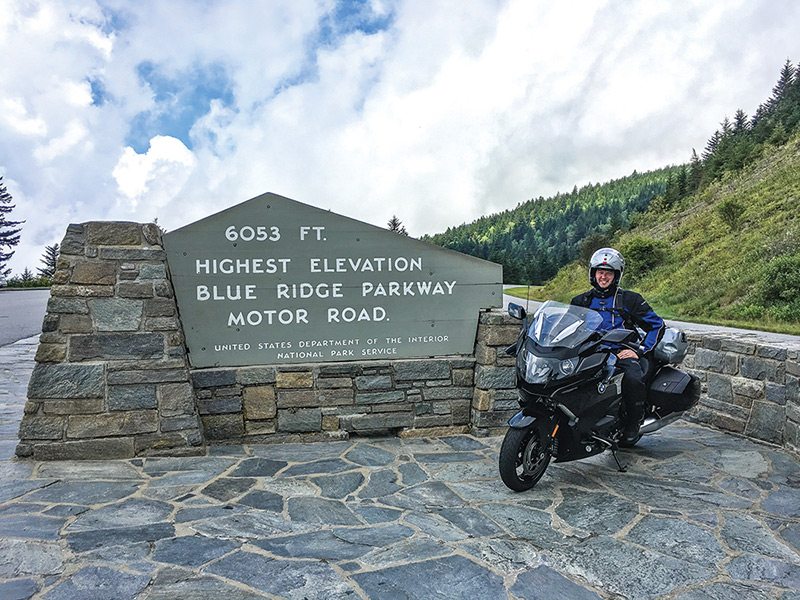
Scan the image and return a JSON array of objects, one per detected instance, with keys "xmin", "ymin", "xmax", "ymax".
[
  {"xmin": 600, "ymin": 328, "xmax": 637, "ymax": 344},
  {"xmin": 508, "ymin": 303, "xmax": 527, "ymax": 320}
]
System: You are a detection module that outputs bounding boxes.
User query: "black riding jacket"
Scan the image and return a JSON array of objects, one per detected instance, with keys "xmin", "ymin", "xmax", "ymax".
[{"xmin": 571, "ymin": 288, "xmax": 665, "ymax": 354}]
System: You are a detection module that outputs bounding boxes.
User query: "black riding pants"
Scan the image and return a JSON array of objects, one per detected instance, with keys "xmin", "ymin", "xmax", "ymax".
[{"xmin": 617, "ymin": 357, "xmax": 648, "ymax": 425}]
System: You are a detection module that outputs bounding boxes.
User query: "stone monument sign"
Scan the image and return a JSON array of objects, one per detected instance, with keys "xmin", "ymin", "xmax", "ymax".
[{"xmin": 163, "ymin": 193, "xmax": 503, "ymax": 367}]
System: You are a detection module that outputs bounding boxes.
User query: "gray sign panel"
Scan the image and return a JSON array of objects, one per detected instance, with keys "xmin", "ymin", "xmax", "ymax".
[{"xmin": 163, "ymin": 193, "xmax": 502, "ymax": 367}]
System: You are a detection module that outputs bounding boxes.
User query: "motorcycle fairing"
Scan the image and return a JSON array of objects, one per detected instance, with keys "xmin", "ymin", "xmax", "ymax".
[
  {"xmin": 526, "ymin": 301, "xmax": 604, "ymax": 349},
  {"xmin": 508, "ymin": 412, "xmax": 536, "ymax": 429}
]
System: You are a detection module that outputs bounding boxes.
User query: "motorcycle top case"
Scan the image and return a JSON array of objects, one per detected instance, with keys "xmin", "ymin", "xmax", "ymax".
[
  {"xmin": 653, "ymin": 327, "xmax": 689, "ymax": 364},
  {"xmin": 648, "ymin": 366, "xmax": 699, "ymax": 411}
]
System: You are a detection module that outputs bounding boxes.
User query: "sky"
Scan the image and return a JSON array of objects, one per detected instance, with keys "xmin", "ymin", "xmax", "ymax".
[{"xmin": 2, "ymin": 0, "xmax": 800, "ymax": 276}]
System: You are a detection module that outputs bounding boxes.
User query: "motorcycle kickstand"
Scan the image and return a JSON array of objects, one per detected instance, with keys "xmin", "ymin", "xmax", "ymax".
[
  {"xmin": 591, "ymin": 435, "xmax": 628, "ymax": 473},
  {"xmin": 609, "ymin": 445, "xmax": 628, "ymax": 473}
]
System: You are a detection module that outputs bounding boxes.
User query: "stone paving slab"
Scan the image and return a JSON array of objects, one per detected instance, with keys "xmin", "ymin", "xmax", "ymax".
[{"xmin": 1, "ymin": 336, "xmax": 799, "ymax": 599}]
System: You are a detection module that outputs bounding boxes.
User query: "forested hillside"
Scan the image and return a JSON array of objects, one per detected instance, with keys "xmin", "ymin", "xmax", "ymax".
[
  {"xmin": 424, "ymin": 168, "xmax": 677, "ymax": 283},
  {"xmin": 524, "ymin": 60, "xmax": 800, "ymax": 331}
]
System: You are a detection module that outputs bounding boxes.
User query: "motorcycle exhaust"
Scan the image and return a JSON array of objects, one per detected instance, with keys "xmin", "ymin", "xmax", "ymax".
[{"xmin": 639, "ymin": 412, "xmax": 684, "ymax": 435}]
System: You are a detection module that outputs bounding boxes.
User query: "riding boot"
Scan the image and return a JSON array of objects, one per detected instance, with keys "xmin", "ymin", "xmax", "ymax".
[
  {"xmin": 617, "ymin": 357, "xmax": 648, "ymax": 444},
  {"xmin": 622, "ymin": 402, "xmax": 645, "ymax": 444}
]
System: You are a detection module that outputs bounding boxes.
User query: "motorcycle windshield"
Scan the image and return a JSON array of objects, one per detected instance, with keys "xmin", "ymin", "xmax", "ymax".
[{"xmin": 527, "ymin": 301, "xmax": 603, "ymax": 349}]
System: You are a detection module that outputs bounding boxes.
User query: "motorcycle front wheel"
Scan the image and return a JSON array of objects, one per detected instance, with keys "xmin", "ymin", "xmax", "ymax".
[{"xmin": 498, "ymin": 421, "xmax": 551, "ymax": 492}]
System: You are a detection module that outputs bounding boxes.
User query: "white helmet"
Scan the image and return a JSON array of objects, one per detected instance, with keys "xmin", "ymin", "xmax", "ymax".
[{"xmin": 589, "ymin": 247, "xmax": 624, "ymax": 291}]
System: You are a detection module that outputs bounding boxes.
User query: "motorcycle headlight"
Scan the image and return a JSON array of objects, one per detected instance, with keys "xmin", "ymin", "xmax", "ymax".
[
  {"xmin": 524, "ymin": 354, "xmax": 552, "ymax": 384},
  {"xmin": 558, "ymin": 357, "xmax": 579, "ymax": 377}
]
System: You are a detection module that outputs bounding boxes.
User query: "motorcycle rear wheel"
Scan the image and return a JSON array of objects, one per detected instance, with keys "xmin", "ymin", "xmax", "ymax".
[{"xmin": 498, "ymin": 422, "xmax": 551, "ymax": 492}]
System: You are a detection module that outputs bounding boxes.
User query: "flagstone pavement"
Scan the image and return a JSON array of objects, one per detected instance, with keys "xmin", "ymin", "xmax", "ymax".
[{"xmin": 1, "ymin": 336, "xmax": 799, "ymax": 599}]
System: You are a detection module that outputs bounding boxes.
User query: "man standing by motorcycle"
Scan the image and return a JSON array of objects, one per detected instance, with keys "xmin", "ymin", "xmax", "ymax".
[{"xmin": 571, "ymin": 248, "xmax": 664, "ymax": 444}]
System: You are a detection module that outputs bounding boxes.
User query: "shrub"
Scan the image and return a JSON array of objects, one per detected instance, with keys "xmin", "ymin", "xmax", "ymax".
[
  {"xmin": 716, "ymin": 197, "xmax": 745, "ymax": 230},
  {"xmin": 727, "ymin": 302, "xmax": 765, "ymax": 321},
  {"xmin": 759, "ymin": 254, "xmax": 800, "ymax": 306},
  {"xmin": 767, "ymin": 301, "xmax": 800, "ymax": 322},
  {"xmin": 6, "ymin": 275, "xmax": 51, "ymax": 288},
  {"xmin": 619, "ymin": 236, "xmax": 668, "ymax": 278}
]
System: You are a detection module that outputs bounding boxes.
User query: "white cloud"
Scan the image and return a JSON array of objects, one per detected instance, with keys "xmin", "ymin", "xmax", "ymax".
[
  {"xmin": 34, "ymin": 120, "xmax": 91, "ymax": 162},
  {"xmin": 1, "ymin": 98, "xmax": 47, "ymax": 136},
  {"xmin": 2, "ymin": 0, "xmax": 800, "ymax": 276},
  {"xmin": 62, "ymin": 80, "xmax": 94, "ymax": 107},
  {"xmin": 113, "ymin": 135, "xmax": 197, "ymax": 211}
]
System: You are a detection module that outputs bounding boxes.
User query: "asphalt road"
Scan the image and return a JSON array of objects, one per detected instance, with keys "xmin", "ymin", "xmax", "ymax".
[{"xmin": 0, "ymin": 289, "xmax": 50, "ymax": 346}]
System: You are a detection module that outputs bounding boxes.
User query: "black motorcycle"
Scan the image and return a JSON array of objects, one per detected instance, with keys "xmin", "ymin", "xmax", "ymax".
[{"xmin": 498, "ymin": 300, "xmax": 700, "ymax": 492}]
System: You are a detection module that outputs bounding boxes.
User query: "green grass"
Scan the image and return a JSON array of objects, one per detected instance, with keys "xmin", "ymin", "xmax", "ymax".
[{"xmin": 504, "ymin": 286, "xmax": 544, "ymax": 300}]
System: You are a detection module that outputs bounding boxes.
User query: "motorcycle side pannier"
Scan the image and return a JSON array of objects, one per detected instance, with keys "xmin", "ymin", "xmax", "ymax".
[
  {"xmin": 653, "ymin": 327, "xmax": 689, "ymax": 364},
  {"xmin": 648, "ymin": 366, "xmax": 700, "ymax": 412}
]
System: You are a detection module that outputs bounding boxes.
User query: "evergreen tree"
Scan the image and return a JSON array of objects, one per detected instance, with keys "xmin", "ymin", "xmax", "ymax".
[
  {"xmin": 37, "ymin": 243, "xmax": 59, "ymax": 279},
  {"xmin": 789, "ymin": 61, "xmax": 800, "ymax": 102},
  {"xmin": 768, "ymin": 121, "xmax": 789, "ymax": 145},
  {"xmin": 769, "ymin": 59, "xmax": 795, "ymax": 109},
  {"xmin": 607, "ymin": 211, "xmax": 625, "ymax": 236},
  {"xmin": 19, "ymin": 267, "xmax": 33, "ymax": 282},
  {"xmin": 702, "ymin": 130, "xmax": 725, "ymax": 181},
  {"xmin": 676, "ymin": 166, "xmax": 688, "ymax": 199},
  {"xmin": 688, "ymin": 149, "xmax": 703, "ymax": 192},
  {"xmin": 663, "ymin": 173, "xmax": 680, "ymax": 208},
  {"xmin": 758, "ymin": 60, "xmax": 800, "ymax": 142},
  {"xmin": 0, "ymin": 177, "xmax": 23, "ymax": 277},
  {"xmin": 702, "ymin": 130, "xmax": 721, "ymax": 161},
  {"xmin": 750, "ymin": 102, "xmax": 770, "ymax": 130},
  {"xmin": 387, "ymin": 215, "xmax": 408, "ymax": 235},
  {"xmin": 733, "ymin": 109, "xmax": 749, "ymax": 133},
  {"xmin": 787, "ymin": 65, "xmax": 800, "ymax": 131}
]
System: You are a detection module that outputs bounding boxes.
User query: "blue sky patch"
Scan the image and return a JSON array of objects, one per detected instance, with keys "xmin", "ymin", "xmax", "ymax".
[
  {"xmin": 267, "ymin": 1, "xmax": 394, "ymax": 100},
  {"xmin": 319, "ymin": 0, "xmax": 395, "ymax": 46},
  {"xmin": 73, "ymin": 4, "xmax": 127, "ymax": 35},
  {"xmin": 88, "ymin": 77, "xmax": 109, "ymax": 106},
  {"xmin": 98, "ymin": 5, "xmax": 129, "ymax": 35},
  {"xmin": 126, "ymin": 61, "xmax": 235, "ymax": 153}
]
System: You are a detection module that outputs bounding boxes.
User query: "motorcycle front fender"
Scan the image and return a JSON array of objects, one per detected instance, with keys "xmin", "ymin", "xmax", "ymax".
[{"xmin": 507, "ymin": 411, "xmax": 536, "ymax": 429}]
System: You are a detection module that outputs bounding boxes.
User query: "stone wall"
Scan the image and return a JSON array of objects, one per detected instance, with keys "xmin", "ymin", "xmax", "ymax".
[
  {"xmin": 15, "ymin": 222, "xmax": 204, "ymax": 460},
  {"xmin": 682, "ymin": 332, "xmax": 800, "ymax": 455},
  {"xmin": 471, "ymin": 311, "xmax": 519, "ymax": 433},
  {"xmin": 189, "ymin": 358, "xmax": 476, "ymax": 443}
]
